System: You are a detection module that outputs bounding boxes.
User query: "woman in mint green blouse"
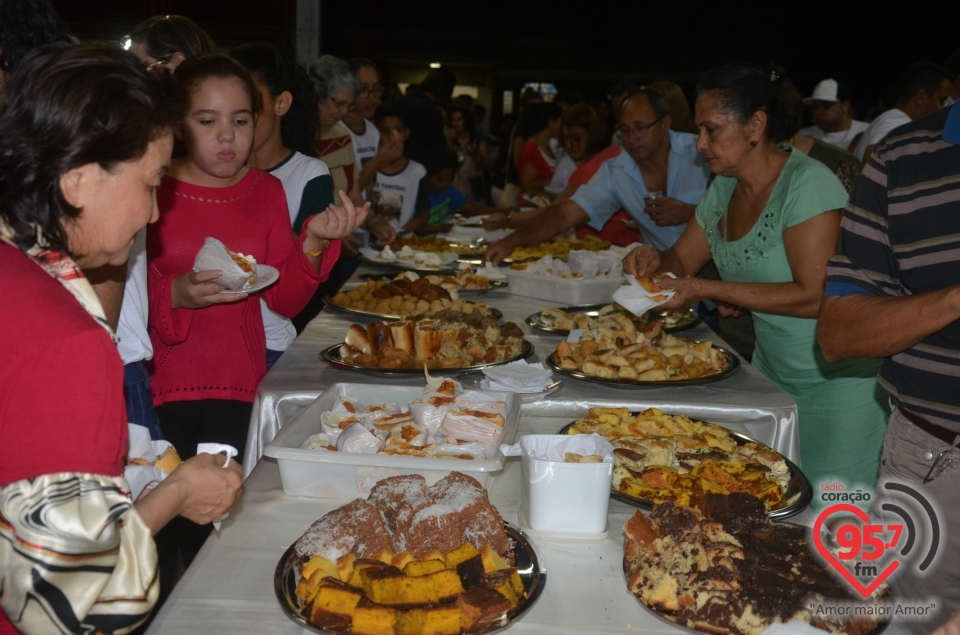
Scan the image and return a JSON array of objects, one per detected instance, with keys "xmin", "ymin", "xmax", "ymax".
[{"xmin": 624, "ymin": 64, "xmax": 887, "ymax": 500}]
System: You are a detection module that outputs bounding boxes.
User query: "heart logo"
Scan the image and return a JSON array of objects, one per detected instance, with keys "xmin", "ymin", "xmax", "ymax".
[{"xmin": 812, "ymin": 503, "xmax": 899, "ymax": 598}]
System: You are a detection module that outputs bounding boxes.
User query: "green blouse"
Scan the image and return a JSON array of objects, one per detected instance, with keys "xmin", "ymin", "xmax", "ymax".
[{"xmin": 695, "ymin": 148, "xmax": 853, "ymax": 379}]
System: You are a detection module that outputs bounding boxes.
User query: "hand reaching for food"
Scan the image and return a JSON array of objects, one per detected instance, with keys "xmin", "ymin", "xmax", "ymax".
[{"xmin": 622, "ymin": 244, "xmax": 661, "ymax": 277}]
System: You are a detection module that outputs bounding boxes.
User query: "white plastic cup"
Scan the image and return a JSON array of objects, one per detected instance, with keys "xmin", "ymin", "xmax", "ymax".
[{"xmin": 519, "ymin": 435, "xmax": 613, "ymax": 533}]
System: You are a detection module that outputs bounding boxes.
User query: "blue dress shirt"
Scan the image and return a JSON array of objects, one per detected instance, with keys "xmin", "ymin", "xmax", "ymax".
[{"xmin": 571, "ymin": 130, "xmax": 710, "ymax": 251}]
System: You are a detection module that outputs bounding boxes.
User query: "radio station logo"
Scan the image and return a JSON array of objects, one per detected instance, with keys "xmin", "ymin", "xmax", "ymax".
[{"xmin": 813, "ymin": 482, "xmax": 940, "ymax": 602}]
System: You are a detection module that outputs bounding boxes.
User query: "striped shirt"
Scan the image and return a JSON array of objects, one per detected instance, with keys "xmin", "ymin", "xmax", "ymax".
[{"xmin": 825, "ymin": 102, "xmax": 960, "ymax": 431}]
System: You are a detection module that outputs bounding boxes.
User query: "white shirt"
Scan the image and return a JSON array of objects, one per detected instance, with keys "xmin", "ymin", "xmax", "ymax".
[
  {"xmin": 796, "ymin": 120, "xmax": 869, "ymax": 152},
  {"xmin": 372, "ymin": 159, "xmax": 428, "ymax": 228},
  {"xmin": 345, "ymin": 118, "xmax": 380, "ymax": 171},
  {"xmin": 261, "ymin": 151, "xmax": 332, "ymax": 352},
  {"xmin": 116, "ymin": 228, "xmax": 152, "ymax": 365},
  {"xmin": 853, "ymin": 109, "xmax": 912, "ymax": 161}
]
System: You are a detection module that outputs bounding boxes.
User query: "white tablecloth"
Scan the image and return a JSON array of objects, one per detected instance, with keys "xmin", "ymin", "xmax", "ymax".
[
  {"xmin": 146, "ymin": 268, "xmax": 806, "ymax": 635},
  {"xmin": 244, "ymin": 268, "xmax": 800, "ymax": 476},
  {"xmin": 149, "ymin": 414, "xmax": 781, "ymax": 635}
]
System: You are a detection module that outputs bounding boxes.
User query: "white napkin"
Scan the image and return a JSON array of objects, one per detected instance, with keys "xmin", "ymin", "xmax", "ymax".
[
  {"xmin": 196, "ymin": 443, "xmax": 239, "ymax": 531},
  {"xmin": 481, "ymin": 361, "xmax": 554, "ymax": 393},
  {"xmin": 612, "ymin": 272, "xmax": 677, "ymax": 317},
  {"xmin": 455, "ymin": 214, "xmax": 485, "ymax": 226},
  {"xmin": 500, "ymin": 433, "xmax": 614, "ymax": 462},
  {"xmin": 124, "ymin": 424, "xmax": 172, "ymax": 501}
]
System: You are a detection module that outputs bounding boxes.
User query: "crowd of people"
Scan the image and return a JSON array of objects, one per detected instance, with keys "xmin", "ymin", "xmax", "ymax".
[{"xmin": 1, "ymin": 2, "xmax": 960, "ymax": 634}]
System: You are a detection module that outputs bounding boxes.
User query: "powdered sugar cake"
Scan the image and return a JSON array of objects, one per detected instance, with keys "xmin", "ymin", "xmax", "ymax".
[
  {"xmin": 399, "ymin": 472, "xmax": 510, "ymax": 557},
  {"xmin": 296, "ymin": 472, "xmax": 510, "ymax": 564},
  {"xmin": 294, "ymin": 499, "xmax": 393, "ymax": 563}
]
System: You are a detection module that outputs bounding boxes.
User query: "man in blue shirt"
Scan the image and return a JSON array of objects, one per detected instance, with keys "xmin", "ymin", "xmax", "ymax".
[{"xmin": 485, "ymin": 89, "xmax": 710, "ymax": 263}]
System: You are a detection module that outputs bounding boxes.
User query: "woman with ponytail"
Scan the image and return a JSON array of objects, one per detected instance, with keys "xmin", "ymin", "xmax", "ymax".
[{"xmin": 623, "ymin": 63, "xmax": 888, "ymax": 499}]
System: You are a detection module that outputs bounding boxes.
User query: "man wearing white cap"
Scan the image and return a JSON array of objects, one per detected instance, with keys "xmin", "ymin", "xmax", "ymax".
[{"xmin": 796, "ymin": 78, "xmax": 868, "ymax": 153}]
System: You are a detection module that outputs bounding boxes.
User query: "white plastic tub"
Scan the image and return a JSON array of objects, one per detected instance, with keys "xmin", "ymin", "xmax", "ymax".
[
  {"xmin": 263, "ymin": 383, "xmax": 520, "ymax": 498},
  {"xmin": 519, "ymin": 435, "xmax": 614, "ymax": 534},
  {"xmin": 505, "ymin": 269, "xmax": 625, "ymax": 305}
]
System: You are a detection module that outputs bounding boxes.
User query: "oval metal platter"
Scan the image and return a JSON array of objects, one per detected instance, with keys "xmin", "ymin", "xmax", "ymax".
[
  {"xmin": 321, "ymin": 340, "xmax": 535, "ymax": 377},
  {"xmin": 525, "ymin": 304, "xmax": 701, "ymax": 335},
  {"xmin": 275, "ymin": 522, "xmax": 547, "ymax": 635},
  {"xmin": 557, "ymin": 420, "xmax": 812, "ymax": 519},
  {"xmin": 545, "ymin": 347, "xmax": 740, "ymax": 388},
  {"xmin": 622, "ymin": 521, "xmax": 888, "ymax": 635},
  {"xmin": 322, "ymin": 296, "xmax": 503, "ymax": 322}
]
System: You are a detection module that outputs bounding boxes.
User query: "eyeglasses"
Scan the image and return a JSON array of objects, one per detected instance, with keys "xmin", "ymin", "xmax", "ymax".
[
  {"xmin": 924, "ymin": 446, "xmax": 960, "ymax": 484},
  {"xmin": 618, "ymin": 115, "xmax": 666, "ymax": 139},
  {"xmin": 359, "ymin": 84, "xmax": 384, "ymax": 98},
  {"xmin": 328, "ymin": 96, "xmax": 352, "ymax": 111}
]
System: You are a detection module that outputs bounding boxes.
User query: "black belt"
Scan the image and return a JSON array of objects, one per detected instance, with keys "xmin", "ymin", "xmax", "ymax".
[{"xmin": 900, "ymin": 408, "xmax": 959, "ymax": 446}]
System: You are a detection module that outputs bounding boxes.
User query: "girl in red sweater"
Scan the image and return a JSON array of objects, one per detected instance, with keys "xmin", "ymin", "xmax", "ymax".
[{"xmin": 146, "ymin": 55, "xmax": 367, "ymax": 562}]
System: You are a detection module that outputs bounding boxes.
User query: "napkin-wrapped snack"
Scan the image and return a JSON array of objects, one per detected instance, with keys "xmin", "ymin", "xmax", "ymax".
[
  {"xmin": 438, "ymin": 399, "xmax": 507, "ymax": 458},
  {"xmin": 335, "ymin": 422, "xmax": 383, "ymax": 454},
  {"xmin": 194, "ymin": 237, "xmax": 257, "ymax": 290}
]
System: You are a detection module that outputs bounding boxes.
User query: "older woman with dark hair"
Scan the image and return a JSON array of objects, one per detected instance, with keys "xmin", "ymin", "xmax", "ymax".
[
  {"xmin": 0, "ymin": 44, "xmax": 242, "ymax": 634},
  {"xmin": 623, "ymin": 63, "xmax": 888, "ymax": 499},
  {"xmin": 128, "ymin": 14, "xmax": 215, "ymax": 73}
]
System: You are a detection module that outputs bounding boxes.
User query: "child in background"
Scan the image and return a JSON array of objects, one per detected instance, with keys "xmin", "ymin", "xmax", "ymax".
[
  {"xmin": 369, "ymin": 103, "xmax": 429, "ymax": 232},
  {"xmin": 147, "ymin": 54, "xmax": 366, "ymax": 567},
  {"xmin": 231, "ymin": 42, "xmax": 333, "ymax": 369},
  {"xmin": 404, "ymin": 147, "xmax": 502, "ymax": 235}
]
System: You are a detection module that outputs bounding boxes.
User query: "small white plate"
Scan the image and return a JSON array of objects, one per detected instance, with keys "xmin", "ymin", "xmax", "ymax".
[{"xmin": 219, "ymin": 264, "xmax": 279, "ymax": 294}]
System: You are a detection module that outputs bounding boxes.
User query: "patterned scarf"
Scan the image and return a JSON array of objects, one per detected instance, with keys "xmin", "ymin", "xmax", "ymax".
[{"xmin": 0, "ymin": 220, "xmax": 118, "ymax": 343}]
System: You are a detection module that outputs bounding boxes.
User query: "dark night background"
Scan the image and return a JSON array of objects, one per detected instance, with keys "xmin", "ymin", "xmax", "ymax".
[{"xmin": 55, "ymin": 0, "xmax": 959, "ymax": 129}]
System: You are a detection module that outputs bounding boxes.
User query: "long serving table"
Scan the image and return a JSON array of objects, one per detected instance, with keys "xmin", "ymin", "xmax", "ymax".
[{"xmin": 146, "ymin": 266, "xmax": 802, "ymax": 635}]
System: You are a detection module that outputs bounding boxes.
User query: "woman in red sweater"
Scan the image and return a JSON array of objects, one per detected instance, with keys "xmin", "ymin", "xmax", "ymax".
[
  {"xmin": 0, "ymin": 44, "xmax": 243, "ymax": 635},
  {"xmin": 147, "ymin": 55, "xmax": 367, "ymax": 564}
]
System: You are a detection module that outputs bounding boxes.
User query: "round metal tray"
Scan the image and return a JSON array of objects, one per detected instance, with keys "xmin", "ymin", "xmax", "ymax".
[
  {"xmin": 322, "ymin": 297, "xmax": 503, "ymax": 322},
  {"xmin": 545, "ymin": 346, "xmax": 740, "ymax": 387},
  {"xmin": 275, "ymin": 522, "xmax": 547, "ymax": 635},
  {"xmin": 525, "ymin": 304, "xmax": 701, "ymax": 336},
  {"xmin": 558, "ymin": 420, "xmax": 811, "ymax": 519},
  {"xmin": 321, "ymin": 340, "xmax": 535, "ymax": 377},
  {"xmin": 622, "ymin": 521, "xmax": 889, "ymax": 635}
]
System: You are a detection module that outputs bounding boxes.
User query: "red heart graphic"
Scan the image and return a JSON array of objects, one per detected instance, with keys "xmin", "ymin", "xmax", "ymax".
[{"xmin": 812, "ymin": 503, "xmax": 899, "ymax": 598}]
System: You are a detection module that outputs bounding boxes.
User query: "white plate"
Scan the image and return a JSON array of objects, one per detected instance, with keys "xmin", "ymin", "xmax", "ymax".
[
  {"xmin": 395, "ymin": 251, "xmax": 459, "ymax": 270},
  {"xmin": 218, "ymin": 264, "xmax": 279, "ymax": 294}
]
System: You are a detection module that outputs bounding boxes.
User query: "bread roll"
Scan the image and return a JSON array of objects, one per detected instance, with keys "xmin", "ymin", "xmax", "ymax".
[
  {"xmin": 414, "ymin": 320, "xmax": 442, "ymax": 361},
  {"xmin": 366, "ymin": 323, "xmax": 394, "ymax": 354},
  {"xmin": 388, "ymin": 321, "xmax": 415, "ymax": 352},
  {"xmin": 345, "ymin": 324, "xmax": 372, "ymax": 354}
]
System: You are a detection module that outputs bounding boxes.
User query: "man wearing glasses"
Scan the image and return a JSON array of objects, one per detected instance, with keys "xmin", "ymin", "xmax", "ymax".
[
  {"xmin": 818, "ymin": 99, "xmax": 960, "ymax": 635},
  {"xmin": 484, "ymin": 89, "xmax": 709, "ymax": 263}
]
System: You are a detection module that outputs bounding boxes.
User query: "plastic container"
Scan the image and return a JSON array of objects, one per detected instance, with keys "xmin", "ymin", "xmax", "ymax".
[
  {"xmin": 263, "ymin": 383, "xmax": 520, "ymax": 498},
  {"xmin": 505, "ymin": 269, "xmax": 625, "ymax": 305},
  {"xmin": 518, "ymin": 434, "xmax": 614, "ymax": 534}
]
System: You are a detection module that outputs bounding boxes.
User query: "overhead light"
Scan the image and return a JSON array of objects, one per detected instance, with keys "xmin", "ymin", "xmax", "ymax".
[
  {"xmin": 429, "ymin": 62, "xmax": 441, "ymax": 69},
  {"xmin": 122, "ymin": 37, "xmax": 132, "ymax": 50}
]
